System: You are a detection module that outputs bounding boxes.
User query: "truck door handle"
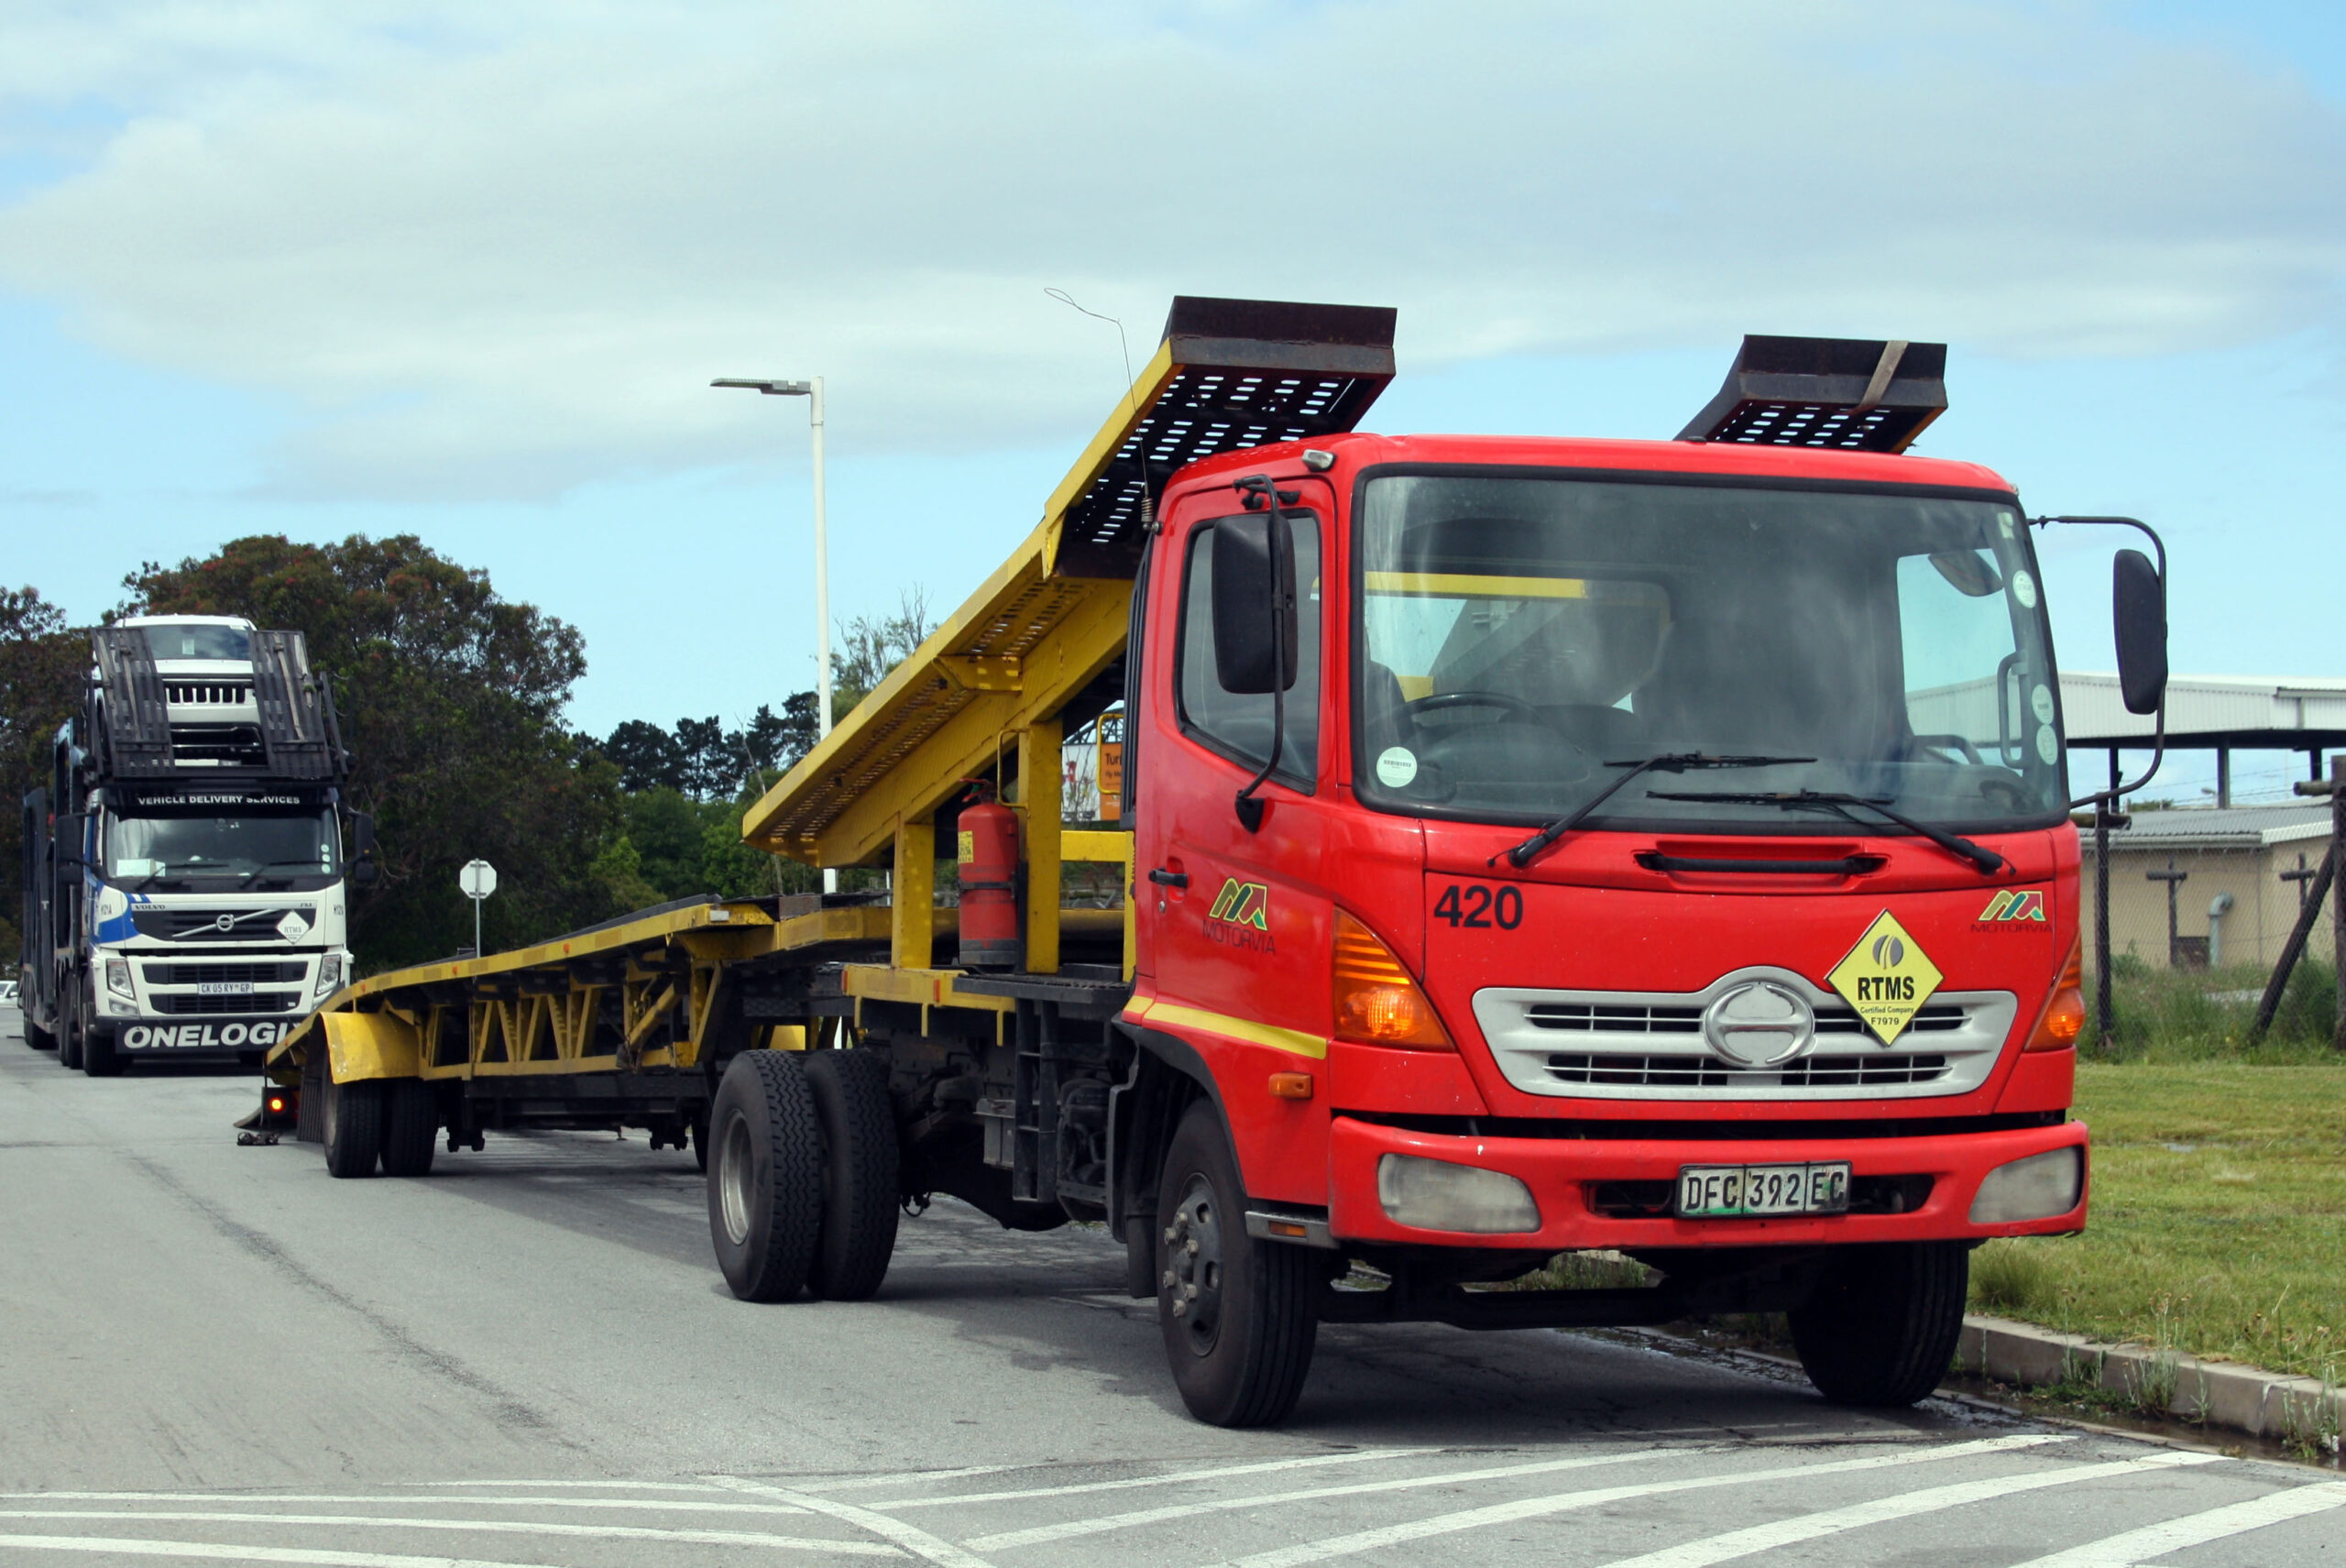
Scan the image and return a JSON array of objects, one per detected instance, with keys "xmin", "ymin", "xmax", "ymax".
[{"xmin": 1147, "ymin": 868, "xmax": 1189, "ymax": 888}]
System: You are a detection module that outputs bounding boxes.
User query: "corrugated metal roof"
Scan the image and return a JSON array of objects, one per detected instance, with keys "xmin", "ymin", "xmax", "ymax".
[
  {"xmin": 2079, "ymin": 803, "xmax": 2333, "ymax": 850},
  {"xmin": 2061, "ymin": 673, "xmax": 2346, "ymax": 748}
]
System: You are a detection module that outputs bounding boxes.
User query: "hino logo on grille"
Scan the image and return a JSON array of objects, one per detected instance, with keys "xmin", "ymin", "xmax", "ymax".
[{"xmin": 1701, "ymin": 981, "xmax": 1815, "ymax": 1069}]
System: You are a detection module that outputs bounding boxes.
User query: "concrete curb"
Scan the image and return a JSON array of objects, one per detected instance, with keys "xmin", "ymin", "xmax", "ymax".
[{"xmin": 1955, "ymin": 1313, "xmax": 2344, "ymax": 1445}]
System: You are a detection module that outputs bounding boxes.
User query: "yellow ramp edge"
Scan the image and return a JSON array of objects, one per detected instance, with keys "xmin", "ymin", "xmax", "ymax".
[{"xmin": 741, "ymin": 295, "xmax": 1396, "ymax": 869}]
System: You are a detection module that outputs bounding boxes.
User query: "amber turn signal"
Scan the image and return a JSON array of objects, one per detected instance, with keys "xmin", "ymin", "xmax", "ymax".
[
  {"xmin": 1267, "ymin": 1072, "xmax": 1314, "ymax": 1100},
  {"xmin": 2026, "ymin": 932, "xmax": 2086, "ymax": 1050},
  {"xmin": 1332, "ymin": 909, "xmax": 1453, "ymax": 1050}
]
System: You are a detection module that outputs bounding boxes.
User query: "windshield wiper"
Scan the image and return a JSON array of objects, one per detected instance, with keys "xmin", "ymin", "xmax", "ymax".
[
  {"xmin": 238, "ymin": 859, "xmax": 334, "ymax": 884},
  {"xmin": 1498, "ymin": 753, "xmax": 1817, "ymax": 869},
  {"xmin": 1644, "ymin": 789, "xmax": 2007, "ymax": 875}
]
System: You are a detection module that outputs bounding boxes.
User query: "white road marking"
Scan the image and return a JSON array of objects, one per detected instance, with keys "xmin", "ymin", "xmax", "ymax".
[
  {"xmin": 1591, "ymin": 1450, "xmax": 2220, "ymax": 1567},
  {"xmin": 968, "ymin": 1444, "xmax": 1701, "ymax": 1552},
  {"xmin": 806, "ymin": 1465, "xmax": 1035, "ymax": 1495},
  {"xmin": 408, "ymin": 1480, "xmax": 731, "ymax": 1492},
  {"xmin": 873, "ymin": 1448, "xmax": 1435, "ymax": 1510},
  {"xmin": 2003, "ymin": 1480, "xmax": 2346, "ymax": 1567},
  {"xmin": 0, "ymin": 1536, "xmax": 554, "ymax": 1567},
  {"xmin": 0, "ymin": 1495, "xmax": 806, "ymax": 1515},
  {"xmin": 712, "ymin": 1475, "xmax": 998, "ymax": 1568},
  {"xmin": 1216, "ymin": 1432, "xmax": 2065, "ymax": 1568},
  {"xmin": 0, "ymin": 1509, "xmax": 898, "ymax": 1556}
]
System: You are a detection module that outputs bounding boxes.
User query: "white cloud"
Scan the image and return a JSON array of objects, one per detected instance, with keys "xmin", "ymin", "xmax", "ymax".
[{"xmin": 0, "ymin": 0, "xmax": 2339, "ymax": 499}]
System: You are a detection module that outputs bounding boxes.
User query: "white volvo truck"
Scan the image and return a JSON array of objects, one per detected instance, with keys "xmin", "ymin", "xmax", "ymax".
[{"xmin": 17, "ymin": 616, "xmax": 374, "ymax": 1074}]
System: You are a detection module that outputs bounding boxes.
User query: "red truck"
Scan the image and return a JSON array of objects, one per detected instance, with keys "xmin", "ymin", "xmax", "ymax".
[{"xmin": 278, "ymin": 298, "xmax": 2169, "ymax": 1428}]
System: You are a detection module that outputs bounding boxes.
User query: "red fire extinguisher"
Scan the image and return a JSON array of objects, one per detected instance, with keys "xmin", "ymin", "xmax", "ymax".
[{"xmin": 957, "ymin": 780, "xmax": 1021, "ymax": 970}]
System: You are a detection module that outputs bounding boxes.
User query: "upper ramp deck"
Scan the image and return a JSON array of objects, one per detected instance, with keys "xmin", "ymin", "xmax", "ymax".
[{"xmin": 740, "ymin": 296, "xmax": 1396, "ymax": 869}]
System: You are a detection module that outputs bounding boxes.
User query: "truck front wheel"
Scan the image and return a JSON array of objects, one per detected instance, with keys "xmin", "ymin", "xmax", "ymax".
[
  {"xmin": 81, "ymin": 1024, "xmax": 123, "ymax": 1077},
  {"xmin": 322, "ymin": 1076, "xmax": 384, "ymax": 1179},
  {"xmin": 1789, "ymin": 1241, "xmax": 1969, "ymax": 1407},
  {"xmin": 707, "ymin": 1051, "xmax": 823, "ymax": 1302},
  {"xmin": 1157, "ymin": 1102, "xmax": 1318, "ymax": 1428}
]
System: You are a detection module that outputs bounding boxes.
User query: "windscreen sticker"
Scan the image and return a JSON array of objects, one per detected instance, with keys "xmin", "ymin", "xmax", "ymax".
[
  {"xmin": 2010, "ymin": 570, "xmax": 2038, "ymax": 609},
  {"xmin": 2031, "ymin": 685, "xmax": 2055, "ymax": 723},
  {"xmin": 1376, "ymin": 746, "xmax": 1420, "ymax": 788},
  {"xmin": 1825, "ymin": 911, "xmax": 1944, "ymax": 1046},
  {"xmin": 2035, "ymin": 725, "xmax": 2059, "ymax": 764}
]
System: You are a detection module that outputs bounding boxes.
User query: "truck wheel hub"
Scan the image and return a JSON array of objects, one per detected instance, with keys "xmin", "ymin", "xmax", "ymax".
[{"xmin": 1166, "ymin": 1176, "xmax": 1224, "ymax": 1354}]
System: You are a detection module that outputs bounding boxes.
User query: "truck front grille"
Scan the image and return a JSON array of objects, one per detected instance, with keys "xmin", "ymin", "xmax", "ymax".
[
  {"xmin": 1476, "ymin": 979, "xmax": 2016, "ymax": 1102},
  {"xmin": 130, "ymin": 905, "xmax": 318, "ymax": 942},
  {"xmin": 153, "ymin": 991, "xmax": 303, "ymax": 1015},
  {"xmin": 1545, "ymin": 1053, "xmax": 1953, "ymax": 1090},
  {"xmin": 143, "ymin": 961, "xmax": 306, "ymax": 986},
  {"xmin": 163, "ymin": 682, "xmax": 253, "ymax": 706}
]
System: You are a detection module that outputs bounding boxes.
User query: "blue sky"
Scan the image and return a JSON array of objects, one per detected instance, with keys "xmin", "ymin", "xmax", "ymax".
[{"xmin": 0, "ymin": 2, "xmax": 2341, "ymax": 804}]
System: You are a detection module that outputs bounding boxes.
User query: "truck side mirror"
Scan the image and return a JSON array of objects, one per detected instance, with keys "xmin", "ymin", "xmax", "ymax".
[
  {"xmin": 1211, "ymin": 513, "xmax": 1299, "ymax": 696},
  {"xmin": 350, "ymin": 811, "xmax": 379, "ymax": 890},
  {"xmin": 2112, "ymin": 548, "xmax": 2166, "ymax": 716}
]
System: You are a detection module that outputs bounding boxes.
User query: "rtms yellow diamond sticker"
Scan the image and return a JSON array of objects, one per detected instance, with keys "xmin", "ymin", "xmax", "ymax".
[{"xmin": 1826, "ymin": 911, "xmax": 1944, "ymax": 1046}]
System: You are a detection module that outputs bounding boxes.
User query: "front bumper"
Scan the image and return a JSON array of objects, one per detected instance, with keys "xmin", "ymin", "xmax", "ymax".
[
  {"xmin": 1326, "ymin": 1113, "xmax": 2088, "ymax": 1250},
  {"xmin": 108, "ymin": 1016, "xmax": 305, "ymax": 1056}
]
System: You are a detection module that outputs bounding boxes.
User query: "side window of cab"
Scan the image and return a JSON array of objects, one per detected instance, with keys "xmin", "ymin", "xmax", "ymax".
[{"xmin": 1175, "ymin": 511, "xmax": 1321, "ymax": 786}]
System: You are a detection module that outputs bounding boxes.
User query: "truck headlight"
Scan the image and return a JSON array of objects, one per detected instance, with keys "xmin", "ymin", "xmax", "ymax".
[
  {"xmin": 314, "ymin": 955, "xmax": 344, "ymax": 998},
  {"xmin": 1376, "ymin": 1154, "xmax": 1540, "ymax": 1234},
  {"xmin": 1969, "ymin": 1147, "xmax": 2083, "ymax": 1223},
  {"xmin": 104, "ymin": 956, "xmax": 135, "ymax": 999}
]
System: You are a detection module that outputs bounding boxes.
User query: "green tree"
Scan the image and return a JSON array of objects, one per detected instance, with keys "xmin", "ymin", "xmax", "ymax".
[
  {"xmin": 121, "ymin": 535, "xmax": 629, "ymax": 970},
  {"xmin": 0, "ymin": 587, "xmax": 87, "ymax": 960}
]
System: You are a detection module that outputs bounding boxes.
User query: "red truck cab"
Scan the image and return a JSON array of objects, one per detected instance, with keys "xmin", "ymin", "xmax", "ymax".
[{"xmin": 1122, "ymin": 429, "xmax": 2106, "ymax": 1423}]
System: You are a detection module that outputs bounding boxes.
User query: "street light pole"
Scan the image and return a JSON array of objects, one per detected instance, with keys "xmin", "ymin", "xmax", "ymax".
[
  {"xmin": 807, "ymin": 377, "xmax": 832, "ymax": 740},
  {"xmin": 712, "ymin": 373, "xmax": 837, "ymax": 892}
]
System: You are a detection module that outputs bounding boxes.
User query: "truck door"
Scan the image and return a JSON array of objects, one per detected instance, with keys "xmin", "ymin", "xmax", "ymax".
[{"xmin": 1132, "ymin": 477, "xmax": 1337, "ymax": 1201}]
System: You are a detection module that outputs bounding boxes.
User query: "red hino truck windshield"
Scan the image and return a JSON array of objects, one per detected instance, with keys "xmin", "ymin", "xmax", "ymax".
[{"xmin": 1353, "ymin": 473, "xmax": 2068, "ymax": 834}]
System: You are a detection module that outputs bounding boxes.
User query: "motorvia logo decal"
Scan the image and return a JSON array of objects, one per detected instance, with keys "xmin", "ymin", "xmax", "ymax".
[
  {"xmin": 1825, "ymin": 910, "xmax": 1944, "ymax": 1046},
  {"xmin": 121, "ymin": 1021, "xmax": 286, "ymax": 1050},
  {"xmin": 1975, "ymin": 890, "xmax": 2048, "ymax": 927},
  {"xmin": 1203, "ymin": 878, "xmax": 1273, "ymax": 952}
]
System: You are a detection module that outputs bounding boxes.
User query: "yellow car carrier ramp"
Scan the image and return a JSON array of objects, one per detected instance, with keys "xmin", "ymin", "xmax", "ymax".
[{"xmin": 740, "ymin": 296, "xmax": 1394, "ymax": 973}]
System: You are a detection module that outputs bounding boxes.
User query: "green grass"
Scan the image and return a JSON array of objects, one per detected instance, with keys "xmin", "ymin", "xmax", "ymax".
[
  {"xmin": 1970, "ymin": 1060, "xmax": 2346, "ymax": 1383},
  {"xmin": 2083, "ymin": 959, "xmax": 2339, "ymax": 1064}
]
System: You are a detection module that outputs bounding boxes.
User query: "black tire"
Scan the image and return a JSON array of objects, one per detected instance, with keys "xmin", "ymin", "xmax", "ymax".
[
  {"xmin": 378, "ymin": 1080, "xmax": 439, "ymax": 1177},
  {"xmin": 81, "ymin": 1023, "xmax": 123, "ymax": 1077},
  {"xmin": 59, "ymin": 1014, "xmax": 82, "ymax": 1070},
  {"xmin": 805, "ymin": 1049, "xmax": 901, "ymax": 1300},
  {"xmin": 707, "ymin": 1051, "xmax": 824, "ymax": 1301},
  {"xmin": 1157, "ymin": 1101, "xmax": 1318, "ymax": 1427},
  {"xmin": 689, "ymin": 1109, "xmax": 710, "ymax": 1174},
  {"xmin": 26, "ymin": 1018, "xmax": 56, "ymax": 1052},
  {"xmin": 1790, "ymin": 1242, "xmax": 1970, "ymax": 1407},
  {"xmin": 322, "ymin": 1075, "xmax": 385, "ymax": 1179}
]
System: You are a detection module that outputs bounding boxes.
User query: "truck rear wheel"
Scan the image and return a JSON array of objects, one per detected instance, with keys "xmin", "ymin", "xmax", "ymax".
[
  {"xmin": 24, "ymin": 1015, "xmax": 55, "ymax": 1051},
  {"xmin": 58, "ymin": 1016, "xmax": 82, "ymax": 1070},
  {"xmin": 322, "ymin": 1076, "xmax": 384, "ymax": 1179},
  {"xmin": 379, "ymin": 1080, "xmax": 439, "ymax": 1177},
  {"xmin": 1790, "ymin": 1241, "xmax": 1969, "ymax": 1407},
  {"xmin": 81, "ymin": 1024, "xmax": 123, "ymax": 1077},
  {"xmin": 806, "ymin": 1048, "xmax": 900, "ymax": 1300},
  {"xmin": 1157, "ymin": 1102, "xmax": 1318, "ymax": 1428},
  {"xmin": 707, "ymin": 1051, "xmax": 823, "ymax": 1302}
]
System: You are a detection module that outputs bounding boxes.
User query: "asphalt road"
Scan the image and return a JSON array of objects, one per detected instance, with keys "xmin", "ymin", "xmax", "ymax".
[{"xmin": 5, "ymin": 1006, "xmax": 2341, "ymax": 1568}]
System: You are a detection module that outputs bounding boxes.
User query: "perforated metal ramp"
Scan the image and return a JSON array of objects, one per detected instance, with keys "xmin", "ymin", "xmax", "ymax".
[
  {"xmin": 90, "ymin": 629, "xmax": 174, "ymax": 778},
  {"xmin": 741, "ymin": 295, "xmax": 1395, "ymax": 866},
  {"xmin": 1679, "ymin": 334, "xmax": 1947, "ymax": 454}
]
